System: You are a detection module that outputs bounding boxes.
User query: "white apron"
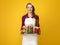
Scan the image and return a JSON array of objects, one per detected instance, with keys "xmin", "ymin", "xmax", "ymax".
[{"xmin": 22, "ymin": 17, "xmax": 38, "ymax": 45}]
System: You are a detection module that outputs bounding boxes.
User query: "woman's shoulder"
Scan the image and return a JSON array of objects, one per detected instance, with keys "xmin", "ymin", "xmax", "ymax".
[
  {"xmin": 34, "ymin": 14, "xmax": 39, "ymax": 19},
  {"xmin": 22, "ymin": 14, "xmax": 28, "ymax": 18}
]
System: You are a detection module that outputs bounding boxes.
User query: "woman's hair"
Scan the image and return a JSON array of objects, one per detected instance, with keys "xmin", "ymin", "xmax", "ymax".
[{"xmin": 26, "ymin": 3, "xmax": 35, "ymax": 15}]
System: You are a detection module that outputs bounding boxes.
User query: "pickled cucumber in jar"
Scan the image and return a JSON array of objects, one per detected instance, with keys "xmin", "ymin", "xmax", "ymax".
[{"xmin": 27, "ymin": 26, "xmax": 33, "ymax": 34}]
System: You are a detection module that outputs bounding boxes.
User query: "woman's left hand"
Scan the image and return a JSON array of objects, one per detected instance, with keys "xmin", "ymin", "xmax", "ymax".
[{"xmin": 35, "ymin": 26, "xmax": 39, "ymax": 29}]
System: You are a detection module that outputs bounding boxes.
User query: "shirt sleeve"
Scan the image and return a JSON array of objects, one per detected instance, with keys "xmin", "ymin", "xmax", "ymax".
[
  {"xmin": 35, "ymin": 16, "xmax": 41, "ymax": 35},
  {"xmin": 21, "ymin": 16, "xmax": 25, "ymax": 30}
]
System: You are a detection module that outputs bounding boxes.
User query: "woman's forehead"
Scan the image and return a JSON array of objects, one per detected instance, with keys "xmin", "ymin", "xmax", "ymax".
[{"xmin": 27, "ymin": 4, "xmax": 33, "ymax": 7}]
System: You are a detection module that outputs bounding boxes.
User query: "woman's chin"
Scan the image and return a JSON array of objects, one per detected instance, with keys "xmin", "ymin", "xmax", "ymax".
[{"xmin": 28, "ymin": 11, "xmax": 32, "ymax": 13}]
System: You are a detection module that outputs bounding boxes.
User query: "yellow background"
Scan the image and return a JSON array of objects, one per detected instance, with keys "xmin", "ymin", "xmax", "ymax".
[{"xmin": 0, "ymin": 0, "xmax": 60, "ymax": 45}]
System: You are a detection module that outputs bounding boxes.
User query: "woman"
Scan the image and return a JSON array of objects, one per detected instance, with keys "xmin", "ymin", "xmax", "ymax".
[{"xmin": 20, "ymin": 3, "xmax": 40, "ymax": 45}]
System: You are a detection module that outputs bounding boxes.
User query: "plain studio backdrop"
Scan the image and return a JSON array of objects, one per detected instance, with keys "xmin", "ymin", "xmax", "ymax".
[{"xmin": 0, "ymin": 0, "xmax": 60, "ymax": 45}]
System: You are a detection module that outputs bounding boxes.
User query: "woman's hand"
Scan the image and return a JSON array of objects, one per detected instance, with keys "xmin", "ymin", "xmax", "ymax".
[
  {"xmin": 20, "ymin": 26, "xmax": 26, "ymax": 34},
  {"xmin": 34, "ymin": 26, "xmax": 40, "ymax": 35},
  {"xmin": 35, "ymin": 26, "xmax": 39, "ymax": 29},
  {"xmin": 22, "ymin": 26, "xmax": 26, "ymax": 29}
]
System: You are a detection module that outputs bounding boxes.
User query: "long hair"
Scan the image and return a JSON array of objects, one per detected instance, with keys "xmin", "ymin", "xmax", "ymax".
[{"xmin": 26, "ymin": 3, "xmax": 35, "ymax": 15}]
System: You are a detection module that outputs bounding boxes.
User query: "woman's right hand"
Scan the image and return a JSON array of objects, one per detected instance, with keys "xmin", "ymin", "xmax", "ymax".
[
  {"xmin": 22, "ymin": 26, "xmax": 26, "ymax": 29},
  {"xmin": 20, "ymin": 26, "xmax": 26, "ymax": 34}
]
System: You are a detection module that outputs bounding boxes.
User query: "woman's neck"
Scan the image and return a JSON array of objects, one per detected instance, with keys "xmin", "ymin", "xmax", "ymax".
[{"xmin": 28, "ymin": 13, "xmax": 33, "ymax": 18}]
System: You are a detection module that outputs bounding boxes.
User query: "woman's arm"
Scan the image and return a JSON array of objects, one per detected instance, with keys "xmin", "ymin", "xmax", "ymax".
[
  {"xmin": 35, "ymin": 15, "xmax": 41, "ymax": 35},
  {"xmin": 20, "ymin": 16, "xmax": 26, "ymax": 34}
]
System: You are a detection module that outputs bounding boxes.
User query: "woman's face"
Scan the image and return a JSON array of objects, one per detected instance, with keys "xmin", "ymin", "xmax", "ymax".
[{"xmin": 26, "ymin": 5, "xmax": 33, "ymax": 13}]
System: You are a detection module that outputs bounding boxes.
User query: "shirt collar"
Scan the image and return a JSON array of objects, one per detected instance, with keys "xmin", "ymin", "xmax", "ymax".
[{"xmin": 26, "ymin": 13, "xmax": 34, "ymax": 18}]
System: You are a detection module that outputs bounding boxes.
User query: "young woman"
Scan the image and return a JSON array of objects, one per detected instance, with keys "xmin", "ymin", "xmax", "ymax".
[{"xmin": 20, "ymin": 3, "xmax": 40, "ymax": 45}]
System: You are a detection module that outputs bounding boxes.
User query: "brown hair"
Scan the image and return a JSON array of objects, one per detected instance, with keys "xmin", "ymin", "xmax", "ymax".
[{"xmin": 26, "ymin": 3, "xmax": 35, "ymax": 15}]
